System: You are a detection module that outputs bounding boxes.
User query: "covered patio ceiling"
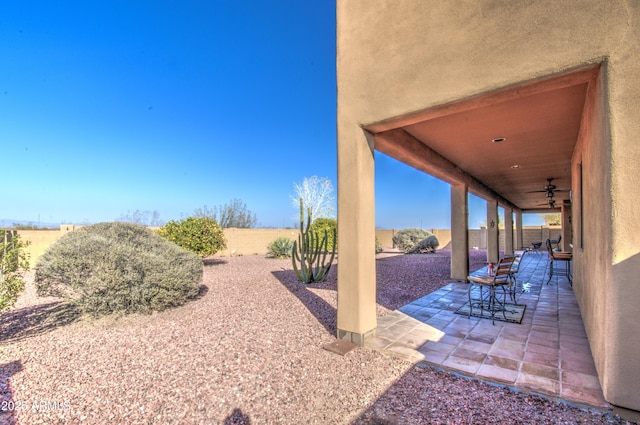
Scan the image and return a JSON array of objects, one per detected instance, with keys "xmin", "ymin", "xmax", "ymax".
[{"xmin": 366, "ymin": 66, "xmax": 600, "ymax": 214}]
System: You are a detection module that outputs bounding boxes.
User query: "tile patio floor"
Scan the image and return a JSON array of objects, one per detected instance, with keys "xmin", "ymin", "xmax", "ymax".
[{"xmin": 366, "ymin": 251, "xmax": 608, "ymax": 409}]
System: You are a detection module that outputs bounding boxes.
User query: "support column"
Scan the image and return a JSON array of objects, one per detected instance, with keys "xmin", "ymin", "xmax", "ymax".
[
  {"xmin": 561, "ymin": 201, "xmax": 572, "ymax": 252},
  {"xmin": 450, "ymin": 183, "xmax": 469, "ymax": 280},
  {"xmin": 336, "ymin": 129, "xmax": 377, "ymax": 346},
  {"xmin": 515, "ymin": 210, "xmax": 523, "ymax": 251},
  {"xmin": 504, "ymin": 207, "xmax": 514, "ymax": 255},
  {"xmin": 487, "ymin": 200, "xmax": 499, "ymax": 263}
]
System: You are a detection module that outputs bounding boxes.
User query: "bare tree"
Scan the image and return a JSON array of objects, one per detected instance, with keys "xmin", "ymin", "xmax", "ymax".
[
  {"xmin": 291, "ymin": 176, "xmax": 335, "ymax": 222},
  {"xmin": 115, "ymin": 210, "xmax": 164, "ymax": 226},
  {"xmin": 194, "ymin": 199, "xmax": 257, "ymax": 228}
]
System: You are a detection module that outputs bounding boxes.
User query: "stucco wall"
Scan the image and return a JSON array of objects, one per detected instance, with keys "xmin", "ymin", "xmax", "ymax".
[
  {"xmin": 338, "ymin": 1, "xmax": 620, "ymax": 128},
  {"xmin": 18, "ymin": 227, "xmax": 305, "ymax": 265},
  {"xmin": 18, "ymin": 225, "xmax": 558, "ymax": 265},
  {"xmin": 216, "ymin": 228, "xmax": 300, "ymax": 257},
  {"xmin": 569, "ymin": 3, "xmax": 640, "ymax": 409},
  {"xmin": 337, "ymin": 0, "xmax": 640, "ymax": 410},
  {"xmin": 17, "ymin": 227, "xmax": 464, "ymax": 265},
  {"xmin": 607, "ymin": 3, "xmax": 640, "ymax": 410},
  {"xmin": 572, "ymin": 64, "xmax": 613, "ymax": 403},
  {"xmin": 17, "ymin": 226, "xmax": 77, "ymax": 267}
]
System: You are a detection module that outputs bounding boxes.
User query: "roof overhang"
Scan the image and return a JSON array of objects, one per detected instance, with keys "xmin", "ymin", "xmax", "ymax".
[{"xmin": 365, "ymin": 65, "xmax": 600, "ymax": 213}]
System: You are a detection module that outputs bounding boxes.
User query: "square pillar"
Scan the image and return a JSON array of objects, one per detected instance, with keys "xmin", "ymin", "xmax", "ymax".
[
  {"xmin": 515, "ymin": 211, "xmax": 523, "ymax": 251},
  {"xmin": 450, "ymin": 183, "xmax": 469, "ymax": 280},
  {"xmin": 487, "ymin": 200, "xmax": 499, "ymax": 263},
  {"xmin": 504, "ymin": 207, "xmax": 514, "ymax": 255},
  {"xmin": 336, "ymin": 129, "xmax": 377, "ymax": 346}
]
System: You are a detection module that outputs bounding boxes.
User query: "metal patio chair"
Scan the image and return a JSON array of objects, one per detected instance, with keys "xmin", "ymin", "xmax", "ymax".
[
  {"xmin": 528, "ymin": 241, "xmax": 543, "ymax": 254},
  {"xmin": 507, "ymin": 251, "xmax": 526, "ymax": 304},
  {"xmin": 545, "ymin": 238, "xmax": 572, "ymax": 285},
  {"xmin": 467, "ymin": 255, "xmax": 517, "ymax": 325},
  {"xmin": 550, "ymin": 234, "xmax": 562, "ymax": 251}
]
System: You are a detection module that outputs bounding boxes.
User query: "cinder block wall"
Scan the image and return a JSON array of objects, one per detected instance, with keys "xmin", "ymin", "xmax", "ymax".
[
  {"xmin": 217, "ymin": 228, "xmax": 301, "ymax": 257},
  {"xmin": 375, "ymin": 229, "xmax": 396, "ymax": 248},
  {"xmin": 16, "ymin": 225, "xmax": 560, "ymax": 266},
  {"xmin": 16, "ymin": 226, "xmax": 76, "ymax": 267}
]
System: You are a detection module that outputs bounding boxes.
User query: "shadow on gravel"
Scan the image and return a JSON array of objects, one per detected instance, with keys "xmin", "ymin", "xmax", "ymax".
[
  {"xmin": 224, "ymin": 408, "xmax": 252, "ymax": 424},
  {"xmin": 271, "ymin": 250, "xmax": 489, "ymax": 337},
  {"xmin": 191, "ymin": 284, "xmax": 210, "ymax": 301},
  {"xmin": 352, "ymin": 362, "xmax": 627, "ymax": 425},
  {"xmin": 0, "ymin": 360, "xmax": 23, "ymax": 425},
  {"xmin": 375, "ymin": 249, "xmax": 489, "ymax": 311},
  {"xmin": 0, "ymin": 302, "xmax": 81, "ymax": 345},
  {"xmin": 204, "ymin": 258, "xmax": 228, "ymax": 266},
  {"xmin": 271, "ymin": 267, "xmax": 338, "ymax": 336}
]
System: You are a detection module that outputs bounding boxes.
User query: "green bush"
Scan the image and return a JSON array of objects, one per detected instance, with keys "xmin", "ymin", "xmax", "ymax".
[
  {"xmin": 1, "ymin": 231, "xmax": 30, "ymax": 314},
  {"xmin": 309, "ymin": 218, "xmax": 337, "ymax": 251},
  {"xmin": 35, "ymin": 222, "xmax": 203, "ymax": 316},
  {"xmin": 375, "ymin": 236, "xmax": 383, "ymax": 254},
  {"xmin": 392, "ymin": 228, "xmax": 439, "ymax": 254},
  {"xmin": 406, "ymin": 234, "xmax": 439, "ymax": 254},
  {"xmin": 157, "ymin": 216, "xmax": 226, "ymax": 258},
  {"xmin": 267, "ymin": 237, "xmax": 294, "ymax": 258}
]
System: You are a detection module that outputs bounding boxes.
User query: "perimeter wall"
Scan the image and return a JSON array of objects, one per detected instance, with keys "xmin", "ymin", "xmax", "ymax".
[{"xmin": 14, "ymin": 225, "xmax": 559, "ymax": 266}]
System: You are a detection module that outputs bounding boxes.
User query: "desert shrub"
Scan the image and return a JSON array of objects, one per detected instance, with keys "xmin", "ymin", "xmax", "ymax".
[
  {"xmin": 375, "ymin": 236, "xmax": 383, "ymax": 254},
  {"xmin": 157, "ymin": 216, "xmax": 226, "ymax": 258},
  {"xmin": 393, "ymin": 228, "xmax": 439, "ymax": 254},
  {"xmin": 267, "ymin": 237, "xmax": 294, "ymax": 258},
  {"xmin": 406, "ymin": 234, "xmax": 439, "ymax": 254},
  {"xmin": 309, "ymin": 218, "xmax": 337, "ymax": 251},
  {"xmin": 0, "ymin": 231, "xmax": 30, "ymax": 314},
  {"xmin": 35, "ymin": 222, "xmax": 203, "ymax": 316}
]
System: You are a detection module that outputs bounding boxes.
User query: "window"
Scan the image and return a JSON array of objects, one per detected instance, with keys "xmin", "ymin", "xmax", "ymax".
[{"xmin": 579, "ymin": 162, "xmax": 584, "ymax": 249}]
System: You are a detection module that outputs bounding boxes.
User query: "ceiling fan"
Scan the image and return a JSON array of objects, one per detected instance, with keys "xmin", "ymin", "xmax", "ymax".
[
  {"xmin": 528, "ymin": 178, "xmax": 570, "ymax": 197},
  {"xmin": 530, "ymin": 178, "xmax": 570, "ymax": 208},
  {"xmin": 537, "ymin": 198, "xmax": 557, "ymax": 208}
]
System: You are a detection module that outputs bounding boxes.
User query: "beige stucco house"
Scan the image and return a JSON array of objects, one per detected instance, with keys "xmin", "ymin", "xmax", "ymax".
[{"xmin": 336, "ymin": 1, "xmax": 640, "ymax": 412}]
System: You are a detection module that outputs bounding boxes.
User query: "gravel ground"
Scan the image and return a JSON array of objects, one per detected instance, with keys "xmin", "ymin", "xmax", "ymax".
[{"xmin": 0, "ymin": 250, "xmax": 635, "ymax": 424}]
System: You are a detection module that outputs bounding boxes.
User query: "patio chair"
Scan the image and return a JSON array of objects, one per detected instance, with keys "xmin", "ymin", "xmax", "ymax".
[
  {"xmin": 507, "ymin": 251, "xmax": 526, "ymax": 304},
  {"xmin": 528, "ymin": 241, "xmax": 543, "ymax": 254},
  {"xmin": 545, "ymin": 238, "xmax": 572, "ymax": 285},
  {"xmin": 467, "ymin": 255, "xmax": 517, "ymax": 325},
  {"xmin": 550, "ymin": 234, "xmax": 562, "ymax": 251}
]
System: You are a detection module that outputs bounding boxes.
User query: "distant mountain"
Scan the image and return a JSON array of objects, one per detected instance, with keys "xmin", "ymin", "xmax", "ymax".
[{"xmin": 0, "ymin": 219, "xmax": 61, "ymax": 229}]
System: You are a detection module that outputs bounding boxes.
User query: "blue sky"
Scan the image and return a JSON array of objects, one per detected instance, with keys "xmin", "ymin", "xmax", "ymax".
[{"xmin": 1, "ymin": 1, "xmax": 543, "ymax": 229}]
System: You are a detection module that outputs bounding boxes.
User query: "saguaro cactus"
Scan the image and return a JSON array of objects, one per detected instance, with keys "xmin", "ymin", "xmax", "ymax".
[{"xmin": 292, "ymin": 198, "xmax": 336, "ymax": 283}]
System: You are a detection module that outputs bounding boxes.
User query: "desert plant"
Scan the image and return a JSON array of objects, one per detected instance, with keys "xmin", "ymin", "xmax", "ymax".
[
  {"xmin": 194, "ymin": 199, "xmax": 257, "ymax": 228},
  {"xmin": 292, "ymin": 198, "xmax": 336, "ymax": 283},
  {"xmin": 405, "ymin": 234, "xmax": 439, "ymax": 254},
  {"xmin": 375, "ymin": 236, "xmax": 383, "ymax": 254},
  {"xmin": 290, "ymin": 176, "xmax": 335, "ymax": 222},
  {"xmin": 115, "ymin": 209, "xmax": 164, "ymax": 226},
  {"xmin": 0, "ymin": 230, "xmax": 30, "ymax": 314},
  {"xmin": 309, "ymin": 218, "xmax": 337, "ymax": 251},
  {"xmin": 267, "ymin": 237, "xmax": 294, "ymax": 258},
  {"xmin": 35, "ymin": 222, "xmax": 203, "ymax": 317},
  {"xmin": 393, "ymin": 228, "xmax": 439, "ymax": 254},
  {"xmin": 158, "ymin": 216, "xmax": 227, "ymax": 258}
]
